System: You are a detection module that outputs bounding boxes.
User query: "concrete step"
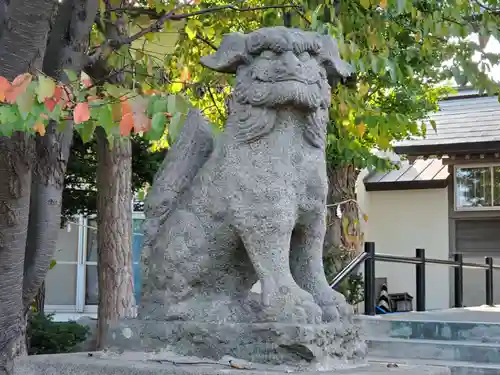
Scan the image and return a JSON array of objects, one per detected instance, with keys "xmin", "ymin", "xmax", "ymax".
[
  {"xmin": 368, "ymin": 356, "xmax": 500, "ymax": 375},
  {"xmin": 356, "ymin": 316, "xmax": 500, "ymax": 343},
  {"xmin": 366, "ymin": 337, "xmax": 500, "ymax": 365}
]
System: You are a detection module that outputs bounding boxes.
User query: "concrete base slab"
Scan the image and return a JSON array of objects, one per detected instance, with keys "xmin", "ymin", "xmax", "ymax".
[
  {"xmin": 104, "ymin": 319, "xmax": 366, "ymax": 367},
  {"xmin": 14, "ymin": 352, "xmax": 451, "ymax": 375}
]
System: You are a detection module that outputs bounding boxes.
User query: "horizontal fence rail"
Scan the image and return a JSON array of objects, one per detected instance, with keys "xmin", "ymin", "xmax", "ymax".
[{"xmin": 330, "ymin": 241, "xmax": 500, "ymax": 315}]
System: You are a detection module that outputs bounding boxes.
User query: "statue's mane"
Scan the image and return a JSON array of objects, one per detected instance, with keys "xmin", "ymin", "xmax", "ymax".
[
  {"xmin": 226, "ymin": 101, "xmax": 328, "ymax": 149},
  {"xmin": 244, "ymin": 28, "xmax": 323, "ymax": 56}
]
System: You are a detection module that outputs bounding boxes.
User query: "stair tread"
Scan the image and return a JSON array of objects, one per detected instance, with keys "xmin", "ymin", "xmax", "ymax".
[
  {"xmin": 366, "ymin": 337, "xmax": 500, "ymax": 347},
  {"xmin": 368, "ymin": 356, "xmax": 500, "ymax": 369},
  {"xmin": 356, "ymin": 316, "xmax": 500, "ymax": 325}
]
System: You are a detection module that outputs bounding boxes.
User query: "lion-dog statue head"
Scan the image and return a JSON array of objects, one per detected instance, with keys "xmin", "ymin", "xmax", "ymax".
[{"xmin": 201, "ymin": 27, "xmax": 353, "ymax": 149}]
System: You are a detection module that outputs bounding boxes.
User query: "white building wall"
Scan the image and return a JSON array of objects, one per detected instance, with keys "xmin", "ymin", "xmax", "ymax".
[{"xmin": 356, "ymin": 175, "xmax": 451, "ymax": 310}]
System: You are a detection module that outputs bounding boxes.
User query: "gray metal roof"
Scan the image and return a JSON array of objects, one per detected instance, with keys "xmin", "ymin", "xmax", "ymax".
[
  {"xmin": 364, "ymin": 158, "xmax": 449, "ymax": 191},
  {"xmin": 394, "ymin": 95, "xmax": 500, "ymax": 151}
]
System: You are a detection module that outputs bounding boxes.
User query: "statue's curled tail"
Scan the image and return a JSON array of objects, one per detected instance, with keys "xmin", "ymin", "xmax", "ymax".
[{"xmin": 143, "ymin": 110, "xmax": 214, "ymax": 245}]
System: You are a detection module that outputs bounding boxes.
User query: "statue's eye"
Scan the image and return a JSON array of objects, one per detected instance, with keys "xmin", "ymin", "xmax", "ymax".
[
  {"xmin": 298, "ymin": 51, "xmax": 311, "ymax": 62},
  {"xmin": 260, "ymin": 50, "xmax": 276, "ymax": 59}
]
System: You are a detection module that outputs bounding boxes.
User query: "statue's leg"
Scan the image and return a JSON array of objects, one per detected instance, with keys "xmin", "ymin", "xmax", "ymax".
[
  {"xmin": 290, "ymin": 211, "xmax": 353, "ymax": 323},
  {"xmin": 238, "ymin": 217, "xmax": 322, "ymax": 324}
]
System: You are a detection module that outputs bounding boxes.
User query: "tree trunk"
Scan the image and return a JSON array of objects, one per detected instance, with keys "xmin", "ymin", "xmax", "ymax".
[
  {"xmin": 323, "ymin": 164, "xmax": 363, "ymax": 305},
  {"xmin": 0, "ymin": 134, "xmax": 34, "ymax": 375},
  {"xmin": 23, "ymin": 0, "xmax": 99, "ymax": 312},
  {"xmin": 0, "ymin": 1, "xmax": 56, "ymax": 373},
  {"xmin": 95, "ymin": 128, "xmax": 135, "ymax": 349}
]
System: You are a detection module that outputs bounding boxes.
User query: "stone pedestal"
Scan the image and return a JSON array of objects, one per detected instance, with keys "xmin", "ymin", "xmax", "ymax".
[
  {"xmin": 104, "ymin": 319, "xmax": 366, "ymax": 370},
  {"xmin": 14, "ymin": 352, "xmax": 451, "ymax": 375}
]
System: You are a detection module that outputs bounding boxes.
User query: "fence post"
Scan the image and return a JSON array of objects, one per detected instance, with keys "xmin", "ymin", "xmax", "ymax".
[
  {"xmin": 364, "ymin": 242, "xmax": 376, "ymax": 315},
  {"xmin": 415, "ymin": 248, "xmax": 426, "ymax": 312},
  {"xmin": 485, "ymin": 256, "xmax": 494, "ymax": 306},
  {"xmin": 454, "ymin": 253, "xmax": 464, "ymax": 308}
]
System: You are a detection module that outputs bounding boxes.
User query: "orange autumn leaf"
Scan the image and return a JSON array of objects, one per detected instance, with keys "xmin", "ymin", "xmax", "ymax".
[
  {"xmin": 179, "ymin": 66, "xmax": 191, "ymax": 83},
  {"xmin": 44, "ymin": 98, "xmax": 57, "ymax": 112},
  {"xmin": 120, "ymin": 112, "xmax": 134, "ymax": 136},
  {"xmin": 133, "ymin": 113, "xmax": 151, "ymax": 133},
  {"xmin": 0, "ymin": 76, "xmax": 11, "ymax": 102},
  {"xmin": 5, "ymin": 73, "xmax": 32, "ymax": 104},
  {"xmin": 356, "ymin": 122, "xmax": 366, "ymax": 137},
  {"xmin": 33, "ymin": 121, "xmax": 46, "ymax": 136},
  {"xmin": 121, "ymin": 99, "xmax": 133, "ymax": 116},
  {"xmin": 44, "ymin": 86, "xmax": 63, "ymax": 112},
  {"xmin": 73, "ymin": 102, "xmax": 90, "ymax": 124},
  {"xmin": 129, "ymin": 96, "xmax": 149, "ymax": 133}
]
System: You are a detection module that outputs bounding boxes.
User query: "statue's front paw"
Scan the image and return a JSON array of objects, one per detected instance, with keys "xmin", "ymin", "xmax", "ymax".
[
  {"xmin": 319, "ymin": 304, "xmax": 339, "ymax": 323},
  {"xmin": 261, "ymin": 281, "xmax": 323, "ymax": 324},
  {"xmin": 317, "ymin": 289, "xmax": 353, "ymax": 323}
]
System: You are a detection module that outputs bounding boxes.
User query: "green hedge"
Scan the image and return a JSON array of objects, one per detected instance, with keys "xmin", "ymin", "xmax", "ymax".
[{"xmin": 27, "ymin": 313, "xmax": 89, "ymax": 355}]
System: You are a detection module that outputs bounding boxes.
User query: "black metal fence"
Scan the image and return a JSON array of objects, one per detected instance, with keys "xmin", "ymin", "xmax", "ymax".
[{"xmin": 330, "ymin": 241, "xmax": 500, "ymax": 315}]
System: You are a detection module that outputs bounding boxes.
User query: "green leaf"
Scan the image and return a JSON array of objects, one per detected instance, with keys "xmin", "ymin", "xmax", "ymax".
[
  {"xmin": 360, "ymin": 0, "xmax": 371, "ymax": 9},
  {"xmin": 149, "ymin": 112, "xmax": 167, "ymax": 141},
  {"xmin": 185, "ymin": 23, "xmax": 197, "ymax": 40},
  {"xmin": 0, "ymin": 122, "xmax": 14, "ymax": 135},
  {"xmin": 168, "ymin": 112, "xmax": 186, "ymax": 143},
  {"xmin": 153, "ymin": 97, "xmax": 168, "ymax": 114},
  {"xmin": 78, "ymin": 121, "xmax": 96, "ymax": 143},
  {"xmin": 135, "ymin": 50, "xmax": 144, "ymax": 60},
  {"xmin": 429, "ymin": 119, "xmax": 437, "ymax": 132},
  {"xmin": 0, "ymin": 105, "xmax": 19, "ymax": 124},
  {"xmin": 16, "ymin": 85, "xmax": 35, "ymax": 120},
  {"xmin": 63, "ymin": 69, "xmax": 79, "ymax": 83},
  {"xmin": 103, "ymin": 83, "xmax": 128, "ymax": 98},
  {"xmin": 167, "ymin": 95, "xmax": 177, "ymax": 114},
  {"xmin": 48, "ymin": 103, "xmax": 62, "ymax": 121},
  {"xmin": 49, "ymin": 259, "xmax": 57, "ymax": 270},
  {"xmin": 98, "ymin": 105, "xmax": 114, "ymax": 134},
  {"xmin": 138, "ymin": 189, "xmax": 145, "ymax": 201},
  {"xmin": 36, "ymin": 75, "xmax": 56, "ymax": 103},
  {"xmin": 147, "ymin": 96, "xmax": 160, "ymax": 116}
]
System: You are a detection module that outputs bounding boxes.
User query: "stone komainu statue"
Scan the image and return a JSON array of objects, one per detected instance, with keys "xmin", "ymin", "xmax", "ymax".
[{"xmin": 140, "ymin": 27, "xmax": 354, "ymax": 326}]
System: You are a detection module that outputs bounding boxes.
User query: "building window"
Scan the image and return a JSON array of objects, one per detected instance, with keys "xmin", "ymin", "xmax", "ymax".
[
  {"xmin": 44, "ymin": 211, "xmax": 146, "ymax": 316},
  {"xmin": 85, "ymin": 216, "xmax": 145, "ymax": 306},
  {"xmin": 455, "ymin": 165, "xmax": 500, "ymax": 210}
]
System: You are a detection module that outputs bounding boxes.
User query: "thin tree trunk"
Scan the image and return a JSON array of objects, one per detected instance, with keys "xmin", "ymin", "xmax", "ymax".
[
  {"xmin": 23, "ymin": 0, "xmax": 99, "ymax": 313},
  {"xmin": 0, "ymin": 1, "xmax": 56, "ymax": 373},
  {"xmin": 323, "ymin": 164, "xmax": 362, "ymax": 303},
  {"xmin": 324, "ymin": 164, "xmax": 361, "ymax": 257},
  {"xmin": 33, "ymin": 282, "xmax": 45, "ymax": 314},
  {"xmin": 95, "ymin": 128, "xmax": 135, "ymax": 349}
]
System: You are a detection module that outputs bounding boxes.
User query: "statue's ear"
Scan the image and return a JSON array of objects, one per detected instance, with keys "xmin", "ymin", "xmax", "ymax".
[
  {"xmin": 200, "ymin": 33, "xmax": 248, "ymax": 74},
  {"xmin": 317, "ymin": 35, "xmax": 354, "ymax": 85}
]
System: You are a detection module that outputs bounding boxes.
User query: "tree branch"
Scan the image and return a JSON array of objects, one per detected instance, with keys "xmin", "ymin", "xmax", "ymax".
[
  {"xmin": 108, "ymin": 2, "xmax": 301, "ymax": 47},
  {"xmin": 472, "ymin": 0, "xmax": 500, "ymax": 13},
  {"xmin": 196, "ymin": 33, "xmax": 217, "ymax": 50}
]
